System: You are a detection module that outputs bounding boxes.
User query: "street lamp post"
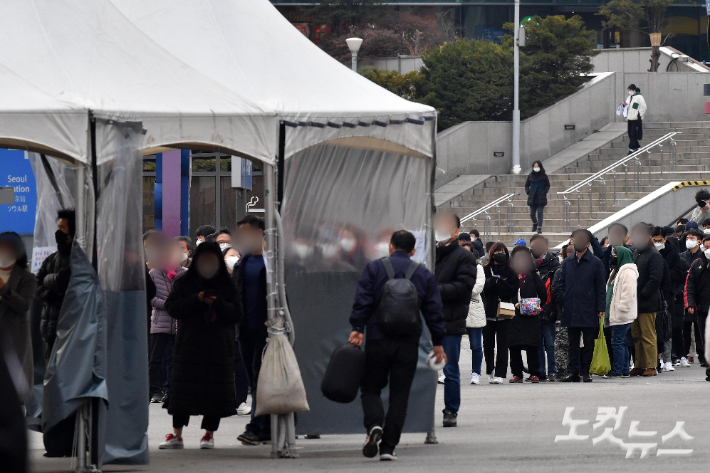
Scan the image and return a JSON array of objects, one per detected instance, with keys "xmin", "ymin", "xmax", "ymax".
[
  {"xmin": 512, "ymin": 0, "xmax": 521, "ymax": 174},
  {"xmin": 346, "ymin": 37, "xmax": 363, "ymax": 72}
]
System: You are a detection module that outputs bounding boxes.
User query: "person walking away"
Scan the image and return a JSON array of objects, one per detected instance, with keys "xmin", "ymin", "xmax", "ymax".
[
  {"xmin": 160, "ymin": 242, "xmax": 242, "ymax": 450},
  {"xmin": 624, "ymin": 84, "xmax": 647, "ymax": 154},
  {"xmin": 652, "ymin": 226, "xmax": 682, "ymax": 371},
  {"xmin": 508, "ymin": 246, "xmax": 547, "ymax": 383},
  {"xmin": 0, "ymin": 233, "xmax": 37, "ymax": 396},
  {"xmin": 691, "ymin": 190, "xmax": 710, "ymax": 224},
  {"xmin": 683, "ymin": 235, "xmax": 710, "ymax": 370},
  {"xmin": 530, "ymin": 235, "xmax": 560, "ymax": 381},
  {"xmin": 349, "ymin": 230, "xmax": 446, "ymax": 461},
  {"xmin": 630, "ymin": 224, "xmax": 664, "ymax": 376},
  {"xmin": 525, "ymin": 160, "xmax": 550, "ymax": 234},
  {"xmin": 482, "ymin": 243, "xmax": 520, "ymax": 384},
  {"xmin": 36, "ymin": 210, "xmax": 75, "ymax": 362},
  {"xmin": 463, "ymin": 244, "xmax": 486, "ymax": 385},
  {"xmin": 558, "ymin": 229, "xmax": 606, "ymax": 383},
  {"xmin": 604, "ymin": 247, "xmax": 638, "ymax": 378},
  {"xmin": 149, "ymin": 237, "xmax": 187, "ymax": 403},
  {"xmin": 233, "ymin": 215, "xmax": 272, "ymax": 445},
  {"xmin": 434, "ymin": 212, "xmax": 476, "ymax": 428}
]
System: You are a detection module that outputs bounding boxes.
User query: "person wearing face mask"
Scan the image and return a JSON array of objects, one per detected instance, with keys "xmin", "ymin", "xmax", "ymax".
[
  {"xmin": 36, "ymin": 209, "xmax": 75, "ymax": 362},
  {"xmin": 552, "ymin": 244, "xmax": 571, "ymax": 379},
  {"xmin": 339, "ymin": 226, "xmax": 368, "ymax": 270},
  {"xmin": 603, "ymin": 246, "xmax": 638, "ymax": 378},
  {"xmin": 623, "ymin": 84, "xmax": 647, "ymax": 154},
  {"xmin": 530, "ymin": 235, "xmax": 560, "ymax": 381},
  {"xmin": 525, "ymin": 160, "xmax": 550, "ymax": 235},
  {"xmin": 160, "ymin": 242, "xmax": 241, "ymax": 450},
  {"xmin": 602, "ymin": 223, "xmax": 629, "ymax": 279},
  {"xmin": 214, "ymin": 229, "xmax": 232, "ymax": 253},
  {"xmin": 195, "ymin": 225, "xmax": 217, "ymax": 246},
  {"xmin": 651, "ymin": 227, "xmax": 683, "ymax": 372},
  {"xmin": 222, "ymin": 247, "xmax": 240, "ymax": 275},
  {"xmin": 0, "ymin": 232, "xmax": 37, "ymax": 397},
  {"xmin": 691, "ymin": 190, "xmax": 710, "ymax": 224},
  {"xmin": 175, "ymin": 236, "xmax": 194, "ymax": 268},
  {"xmin": 629, "ymin": 223, "xmax": 665, "ymax": 377},
  {"xmin": 557, "ymin": 229, "xmax": 607, "ymax": 383},
  {"xmin": 434, "ymin": 212, "xmax": 476, "ymax": 428},
  {"xmin": 232, "ymin": 215, "xmax": 272, "ymax": 445},
  {"xmin": 683, "ymin": 235, "xmax": 710, "ymax": 373},
  {"xmin": 482, "ymin": 243, "xmax": 519, "ymax": 385}
]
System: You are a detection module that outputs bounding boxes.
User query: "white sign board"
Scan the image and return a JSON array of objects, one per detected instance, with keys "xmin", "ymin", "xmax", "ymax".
[{"xmin": 31, "ymin": 246, "xmax": 56, "ymax": 274}]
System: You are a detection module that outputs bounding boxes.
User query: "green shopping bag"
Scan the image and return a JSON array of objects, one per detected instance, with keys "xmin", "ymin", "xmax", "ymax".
[{"xmin": 589, "ymin": 318, "xmax": 611, "ymax": 375}]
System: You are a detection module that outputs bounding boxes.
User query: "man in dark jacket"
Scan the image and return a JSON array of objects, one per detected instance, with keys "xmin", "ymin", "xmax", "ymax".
[
  {"xmin": 36, "ymin": 209, "xmax": 75, "ymax": 362},
  {"xmin": 652, "ymin": 226, "xmax": 683, "ymax": 370},
  {"xmin": 557, "ymin": 229, "xmax": 606, "ymax": 383},
  {"xmin": 434, "ymin": 212, "xmax": 476, "ymax": 428},
  {"xmin": 233, "ymin": 215, "xmax": 271, "ymax": 446},
  {"xmin": 679, "ymin": 229, "xmax": 703, "ymax": 365},
  {"xmin": 630, "ymin": 223, "xmax": 665, "ymax": 376},
  {"xmin": 349, "ymin": 230, "xmax": 446, "ymax": 461},
  {"xmin": 683, "ymin": 235, "xmax": 710, "ymax": 369},
  {"xmin": 530, "ymin": 234, "xmax": 560, "ymax": 380},
  {"xmin": 469, "ymin": 229, "xmax": 485, "ymax": 259}
]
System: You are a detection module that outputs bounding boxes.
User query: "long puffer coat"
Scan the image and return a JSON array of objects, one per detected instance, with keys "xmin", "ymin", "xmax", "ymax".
[
  {"xmin": 435, "ymin": 243, "xmax": 477, "ymax": 335},
  {"xmin": 0, "ymin": 265, "xmax": 36, "ymax": 392},
  {"xmin": 482, "ymin": 262, "xmax": 520, "ymax": 321},
  {"xmin": 149, "ymin": 267, "xmax": 186, "ymax": 335},
  {"xmin": 466, "ymin": 264, "xmax": 486, "ymax": 329},
  {"xmin": 525, "ymin": 172, "xmax": 550, "ymax": 207},
  {"xmin": 36, "ymin": 250, "xmax": 71, "ymax": 345}
]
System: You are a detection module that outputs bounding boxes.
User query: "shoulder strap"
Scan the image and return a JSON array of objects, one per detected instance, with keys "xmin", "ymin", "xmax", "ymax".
[
  {"xmin": 404, "ymin": 261, "xmax": 420, "ymax": 280},
  {"xmin": 381, "ymin": 257, "xmax": 396, "ymax": 280}
]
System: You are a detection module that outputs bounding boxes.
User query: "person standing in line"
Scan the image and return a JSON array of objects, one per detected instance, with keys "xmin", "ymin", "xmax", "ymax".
[
  {"xmin": 233, "ymin": 215, "xmax": 272, "ymax": 445},
  {"xmin": 630, "ymin": 223, "xmax": 664, "ymax": 377},
  {"xmin": 652, "ymin": 226, "xmax": 682, "ymax": 372},
  {"xmin": 530, "ymin": 235, "xmax": 560, "ymax": 381},
  {"xmin": 603, "ymin": 246, "xmax": 638, "ymax": 378},
  {"xmin": 349, "ymin": 230, "xmax": 446, "ymax": 461},
  {"xmin": 214, "ymin": 229, "xmax": 232, "ymax": 252},
  {"xmin": 691, "ymin": 190, "xmax": 710, "ymax": 224},
  {"xmin": 624, "ymin": 84, "xmax": 647, "ymax": 154},
  {"xmin": 683, "ymin": 234, "xmax": 710, "ymax": 371},
  {"xmin": 0, "ymin": 232, "xmax": 37, "ymax": 396},
  {"xmin": 462, "ymin": 241, "xmax": 486, "ymax": 385},
  {"xmin": 557, "ymin": 229, "xmax": 606, "ymax": 383},
  {"xmin": 525, "ymin": 160, "xmax": 550, "ymax": 235},
  {"xmin": 434, "ymin": 212, "xmax": 476, "ymax": 428},
  {"xmin": 602, "ymin": 223, "xmax": 629, "ymax": 279},
  {"xmin": 508, "ymin": 246, "xmax": 547, "ymax": 384},
  {"xmin": 482, "ymin": 243, "xmax": 519, "ymax": 384},
  {"xmin": 678, "ymin": 229, "xmax": 703, "ymax": 366},
  {"xmin": 175, "ymin": 236, "xmax": 193, "ymax": 268},
  {"xmin": 552, "ymin": 244, "xmax": 571, "ymax": 378},
  {"xmin": 195, "ymin": 225, "xmax": 216, "ymax": 246},
  {"xmin": 160, "ymin": 242, "xmax": 242, "ymax": 450},
  {"xmin": 36, "ymin": 209, "xmax": 75, "ymax": 362}
]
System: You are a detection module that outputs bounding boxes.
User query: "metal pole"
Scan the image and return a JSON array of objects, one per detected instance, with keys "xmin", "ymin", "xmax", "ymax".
[
  {"xmin": 498, "ymin": 205, "xmax": 502, "ymax": 237},
  {"xmin": 512, "ymin": 0, "xmax": 521, "ymax": 175},
  {"xmin": 351, "ymin": 50, "xmax": 358, "ymax": 72}
]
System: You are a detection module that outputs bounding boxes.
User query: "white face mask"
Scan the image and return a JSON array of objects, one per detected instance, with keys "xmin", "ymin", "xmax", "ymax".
[
  {"xmin": 219, "ymin": 242, "xmax": 231, "ymax": 251},
  {"xmin": 704, "ymin": 249, "xmax": 710, "ymax": 259},
  {"xmin": 292, "ymin": 243, "xmax": 312, "ymax": 259},
  {"xmin": 0, "ymin": 251, "xmax": 16, "ymax": 269},
  {"xmin": 340, "ymin": 238, "xmax": 356, "ymax": 253},
  {"xmin": 374, "ymin": 242, "xmax": 390, "ymax": 258},
  {"xmin": 654, "ymin": 242, "xmax": 665, "ymax": 250},
  {"xmin": 687, "ymin": 240, "xmax": 698, "ymax": 250},
  {"xmin": 533, "ymin": 167, "xmax": 540, "ymax": 173},
  {"xmin": 180, "ymin": 252, "xmax": 189, "ymax": 263},
  {"xmin": 435, "ymin": 230, "xmax": 452, "ymax": 243},
  {"xmin": 320, "ymin": 243, "xmax": 338, "ymax": 259},
  {"xmin": 225, "ymin": 256, "xmax": 239, "ymax": 270},
  {"xmin": 195, "ymin": 240, "xmax": 202, "ymax": 247},
  {"xmin": 704, "ymin": 229, "xmax": 710, "ymax": 235}
]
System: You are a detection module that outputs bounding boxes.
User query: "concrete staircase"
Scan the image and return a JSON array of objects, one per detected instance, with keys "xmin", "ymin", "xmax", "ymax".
[{"xmin": 445, "ymin": 122, "xmax": 710, "ymax": 247}]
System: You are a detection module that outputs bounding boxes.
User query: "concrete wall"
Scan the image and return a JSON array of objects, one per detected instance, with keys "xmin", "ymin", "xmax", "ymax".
[
  {"xmin": 364, "ymin": 56, "xmax": 423, "ymax": 74},
  {"xmin": 436, "ymin": 71, "xmax": 710, "ymax": 187},
  {"xmin": 592, "ymin": 47, "xmax": 710, "ymax": 74}
]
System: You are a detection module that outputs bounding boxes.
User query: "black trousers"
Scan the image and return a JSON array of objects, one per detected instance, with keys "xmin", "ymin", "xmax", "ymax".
[
  {"xmin": 234, "ymin": 339, "xmax": 249, "ymax": 406},
  {"xmin": 173, "ymin": 414, "xmax": 220, "ymax": 432},
  {"xmin": 240, "ymin": 325, "xmax": 270, "ymax": 436},
  {"xmin": 683, "ymin": 313, "xmax": 706, "ymax": 363},
  {"xmin": 483, "ymin": 318, "xmax": 512, "ymax": 378},
  {"xmin": 567, "ymin": 326, "xmax": 597, "ymax": 376},
  {"xmin": 510, "ymin": 345, "xmax": 540, "ymax": 377},
  {"xmin": 628, "ymin": 119, "xmax": 643, "ymax": 151},
  {"xmin": 529, "ymin": 205, "xmax": 544, "ymax": 228},
  {"xmin": 149, "ymin": 333, "xmax": 174, "ymax": 396},
  {"xmin": 361, "ymin": 339, "xmax": 418, "ymax": 454},
  {"xmin": 672, "ymin": 299, "xmax": 685, "ymax": 361}
]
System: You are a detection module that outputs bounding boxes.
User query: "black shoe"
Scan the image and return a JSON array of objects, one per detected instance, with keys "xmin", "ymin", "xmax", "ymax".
[
  {"xmin": 558, "ymin": 374, "xmax": 581, "ymax": 383},
  {"xmin": 701, "ymin": 362, "xmax": 709, "ymax": 368},
  {"xmin": 238, "ymin": 430, "xmax": 262, "ymax": 446},
  {"xmin": 363, "ymin": 426, "xmax": 382, "ymax": 458},
  {"xmin": 532, "ymin": 223, "xmax": 537, "ymax": 232},
  {"xmin": 443, "ymin": 410, "xmax": 457, "ymax": 428},
  {"xmin": 305, "ymin": 434, "xmax": 321, "ymax": 439},
  {"xmin": 537, "ymin": 227, "xmax": 543, "ymax": 234},
  {"xmin": 547, "ymin": 373, "xmax": 556, "ymax": 382},
  {"xmin": 160, "ymin": 391, "xmax": 169, "ymax": 403},
  {"xmin": 582, "ymin": 374, "xmax": 593, "ymax": 383},
  {"xmin": 538, "ymin": 374, "xmax": 547, "ymax": 382},
  {"xmin": 150, "ymin": 392, "xmax": 163, "ymax": 403}
]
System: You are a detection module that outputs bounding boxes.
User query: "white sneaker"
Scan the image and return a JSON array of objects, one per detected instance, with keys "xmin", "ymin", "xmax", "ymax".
[
  {"xmin": 681, "ymin": 357, "xmax": 691, "ymax": 367},
  {"xmin": 380, "ymin": 452, "xmax": 397, "ymax": 462},
  {"xmin": 438, "ymin": 374, "xmax": 446, "ymax": 384},
  {"xmin": 630, "ymin": 361, "xmax": 634, "ymax": 370},
  {"xmin": 237, "ymin": 402, "xmax": 251, "ymax": 416},
  {"xmin": 489, "ymin": 376, "xmax": 504, "ymax": 384},
  {"xmin": 200, "ymin": 433, "xmax": 214, "ymax": 449},
  {"xmin": 659, "ymin": 357, "xmax": 664, "ymax": 366},
  {"xmin": 159, "ymin": 433, "xmax": 184, "ymax": 449},
  {"xmin": 471, "ymin": 373, "xmax": 480, "ymax": 385},
  {"xmin": 675, "ymin": 359, "xmax": 681, "ymax": 366},
  {"xmin": 664, "ymin": 362, "xmax": 675, "ymax": 372}
]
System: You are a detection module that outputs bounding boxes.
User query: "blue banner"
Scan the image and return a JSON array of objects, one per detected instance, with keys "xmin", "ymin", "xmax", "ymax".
[{"xmin": 0, "ymin": 149, "xmax": 36, "ymax": 235}]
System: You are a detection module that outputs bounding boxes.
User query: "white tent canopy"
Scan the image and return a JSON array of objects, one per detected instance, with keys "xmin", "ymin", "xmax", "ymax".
[{"xmin": 109, "ymin": 0, "xmax": 437, "ymax": 158}]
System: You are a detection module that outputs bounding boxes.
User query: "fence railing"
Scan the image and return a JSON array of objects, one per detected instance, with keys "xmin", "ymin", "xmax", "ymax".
[
  {"xmin": 557, "ymin": 132, "xmax": 681, "ymax": 231},
  {"xmin": 460, "ymin": 193, "xmax": 517, "ymax": 240}
]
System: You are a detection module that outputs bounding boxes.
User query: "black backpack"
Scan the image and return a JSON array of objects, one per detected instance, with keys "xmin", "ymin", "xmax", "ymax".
[
  {"xmin": 376, "ymin": 257, "xmax": 421, "ymax": 336},
  {"xmin": 321, "ymin": 343, "xmax": 366, "ymax": 403}
]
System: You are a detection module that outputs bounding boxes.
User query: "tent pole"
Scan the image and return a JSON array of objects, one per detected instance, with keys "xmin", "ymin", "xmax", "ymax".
[
  {"xmin": 277, "ymin": 121, "xmax": 285, "ymax": 212},
  {"xmin": 425, "ymin": 119, "xmax": 439, "ymax": 446}
]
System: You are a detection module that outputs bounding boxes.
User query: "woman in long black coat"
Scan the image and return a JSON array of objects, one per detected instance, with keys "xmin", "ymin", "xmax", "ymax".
[
  {"xmin": 525, "ymin": 160, "xmax": 551, "ymax": 235},
  {"xmin": 508, "ymin": 246, "xmax": 547, "ymax": 383},
  {"xmin": 161, "ymin": 242, "xmax": 242, "ymax": 450}
]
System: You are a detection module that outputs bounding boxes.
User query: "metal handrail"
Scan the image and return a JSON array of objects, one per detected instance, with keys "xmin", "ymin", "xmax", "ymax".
[
  {"xmin": 557, "ymin": 132, "xmax": 680, "ymax": 196},
  {"xmin": 460, "ymin": 193, "xmax": 516, "ymax": 224}
]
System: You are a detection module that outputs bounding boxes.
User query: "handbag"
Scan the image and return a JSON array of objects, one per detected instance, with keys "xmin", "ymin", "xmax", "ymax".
[
  {"xmin": 497, "ymin": 300, "xmax": 516, "ymax": 319},
  {"xmin": 520, "ymin": 297, "xmax": 542, "ymax": 316},
  {"xmin": 589, "ymin": 317, "xmax": 611, "ymax": 376}
]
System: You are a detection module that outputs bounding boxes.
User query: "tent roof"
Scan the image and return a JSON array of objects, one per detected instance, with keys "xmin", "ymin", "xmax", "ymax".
[
  {"xmin": 0, "ymin": 0, "xmax": 278, "ymax": 164},
  {"xmin": 110, "ymin": 0, "xmax": 436, "ymax": 158}
]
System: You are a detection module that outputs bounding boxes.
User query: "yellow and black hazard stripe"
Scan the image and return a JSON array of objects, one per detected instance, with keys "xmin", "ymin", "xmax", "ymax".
[{"xmin": 672, "ymin": 181, "xmax": 710, "ymax": 191}]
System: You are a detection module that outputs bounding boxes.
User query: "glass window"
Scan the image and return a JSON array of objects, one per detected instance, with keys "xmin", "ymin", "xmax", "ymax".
[
  {"xmin": 142, "ymin": 176, "xmax": 155, "ymax": 232},
  {"xmin": 143, "ymin": 160, "xmax": 156, "ymax": 172},
  {"xmin": 192, "ymin": 158, "xmax": 216, "ymax": 172},
  {"xmin": 220, "ymin": 176, "xmax": 237, "ymax": 229},
  {"xmin": 189, "ymin": 176, "xmax": 216, "ymax": 238},
  {"xmin": 220, "ymin": 156, "xmax": 232, "ymax": 172}
]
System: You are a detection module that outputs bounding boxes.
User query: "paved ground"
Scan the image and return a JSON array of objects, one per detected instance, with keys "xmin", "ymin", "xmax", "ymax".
[{"xmin": 29, "ymin": 345, "xmax": 710, "ymax": 473}]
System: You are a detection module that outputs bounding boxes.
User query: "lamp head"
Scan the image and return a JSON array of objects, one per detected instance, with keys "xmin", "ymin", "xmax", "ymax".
[{"xmin": 346, "ymin": 37, "xmax": 363, "ymax": 52}]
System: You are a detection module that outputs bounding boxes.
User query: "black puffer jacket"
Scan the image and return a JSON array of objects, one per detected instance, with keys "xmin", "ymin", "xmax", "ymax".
[
  {"xmin": 509, "ymin": 272, "xmax": 547, "ymax": 347},
  {"xmin": 684, "ymin": 254, "xmax": 710, "ymax": 315},
  {"xmin": 633, "ymin": 243, "xmax": 665, "ymax": 314},
  {"xmin": 36, "ymin": 250, "xmax": 71, "ymax": 345},
  {"xmin": 482, "ymin": 263, "xmax": 520, "ymax": 320},
  {"xmin": 435, "ymin": 243, "xmax": 477, "ymax": 335},
  {"xmin": 525, "ymin": 172, "xmax": 550, "ymax": 207}
]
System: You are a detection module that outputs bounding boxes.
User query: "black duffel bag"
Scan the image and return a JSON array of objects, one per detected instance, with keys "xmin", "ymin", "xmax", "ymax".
[{"xmin": 321, "ymin": 343, "xmax": 366, "ymax": 403}]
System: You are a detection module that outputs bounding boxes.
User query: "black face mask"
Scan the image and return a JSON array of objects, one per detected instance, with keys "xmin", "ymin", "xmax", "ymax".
[
  {"xmin": 493, "ymin": 253, "xmax": 508, "ymax": 264},
  {"xmin": 699, "ymin": 200, "xmax": 707, "ymax": 209},
  {"xmin": 55, "ymin": 229, "xmax": 72, "ymax": 254}
]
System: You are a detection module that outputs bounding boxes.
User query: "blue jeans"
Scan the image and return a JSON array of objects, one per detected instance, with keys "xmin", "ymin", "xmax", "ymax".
[
  {"xmin": 611, "ymin": 323, "xmax": 632, "ymax": 375},
  {"xmin": 442, "ymin": 335, "xmax": 462, "ymax": 413},
  {"xmin": 466, "ymin": 328, "xmax": 483, "ymax": 375},
  {"xmin": 538, "ymin": 321, "xmax": 556, "ymax": 376}
]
